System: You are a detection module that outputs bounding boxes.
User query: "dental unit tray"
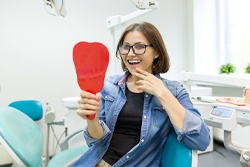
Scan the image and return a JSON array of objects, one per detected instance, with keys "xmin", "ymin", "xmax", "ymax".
[
  {"xmin": 191, "ymin": 96, "xmax": 246, "ymax": 106},
  {"xmin": 192, "ymin": 98, "xmax": 250, "ymax": 128},
  {"xmin": 206, "ymin": 107, "xmax": 237, "ymax": 131}
]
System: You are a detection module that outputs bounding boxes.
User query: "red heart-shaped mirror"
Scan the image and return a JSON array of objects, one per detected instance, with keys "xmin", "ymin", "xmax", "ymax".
[{"xmin": 73, "ymin": 41, "xmax": 109, "ymax": 120}]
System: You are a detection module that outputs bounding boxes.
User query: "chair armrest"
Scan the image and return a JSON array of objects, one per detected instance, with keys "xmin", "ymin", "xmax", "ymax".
[
  {"xmin": 48, "ymin": 143, "xmax": 89, "ymax": 167},
  {"xmin": 60, "ymin": 129, "xmax": 83, "ymax": 151}
]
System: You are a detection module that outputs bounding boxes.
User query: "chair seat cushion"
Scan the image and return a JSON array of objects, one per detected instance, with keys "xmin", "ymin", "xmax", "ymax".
[{"xmin": 48, "ymin": 144, "xmax": 88, "ymax": 167}]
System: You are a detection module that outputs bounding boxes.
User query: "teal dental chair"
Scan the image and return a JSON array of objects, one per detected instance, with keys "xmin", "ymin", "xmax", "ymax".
[
  {"xmin": 0, "ymin": 106, "xmax": 197, "ymax": 167},
  {"xmin": 8, "ymin": 100, "xmax": 43, "ymax": 121},
  {"xmin": 0, "ymin": 106, "xmax": 86, "ymax": 167},
  {"xmin": 161, "ymin": 128, "xmax": 198, "ymax": 167}
]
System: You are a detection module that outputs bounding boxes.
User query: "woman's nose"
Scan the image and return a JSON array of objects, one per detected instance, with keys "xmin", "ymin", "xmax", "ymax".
[{"xmin": 127, "ymin": 47, "xmax": 135, "ymax": 56}]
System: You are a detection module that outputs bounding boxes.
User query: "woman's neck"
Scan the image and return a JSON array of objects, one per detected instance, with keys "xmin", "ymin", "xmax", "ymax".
[{"xmin": 126, "ymin": 74, "xmax": 144, "ymax": 93}]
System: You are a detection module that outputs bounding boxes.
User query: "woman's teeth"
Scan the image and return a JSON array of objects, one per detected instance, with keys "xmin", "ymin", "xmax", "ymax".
[{"xmin": 128, "ymin": 60, "xmax": 141, "ymax": 64}]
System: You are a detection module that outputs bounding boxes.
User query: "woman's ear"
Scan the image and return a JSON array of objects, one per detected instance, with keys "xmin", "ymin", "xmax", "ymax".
[{"xmin": 154, "ymin": 51, "xmax": 159, "ymax": 59}]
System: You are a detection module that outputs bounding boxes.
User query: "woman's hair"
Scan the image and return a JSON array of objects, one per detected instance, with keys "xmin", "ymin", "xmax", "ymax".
[{"xmin": 116, "ymin": 22, "xmax": 170, "ymax": 74}]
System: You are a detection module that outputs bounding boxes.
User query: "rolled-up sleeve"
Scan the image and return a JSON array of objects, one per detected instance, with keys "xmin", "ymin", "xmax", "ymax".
[
  {"xmin": 174, "ymin": 109, "xmax": 210, "ymax": 151},
  {"xmin": 83, "ymin": 120, "xmax": 111, "ymax": 147}
]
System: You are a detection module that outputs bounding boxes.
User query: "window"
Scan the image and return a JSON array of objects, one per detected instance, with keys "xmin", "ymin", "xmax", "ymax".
[
  {"xmin": 189, "ymin": 0, "xmax": 250, "ymax": 75},
  {"xmin": 223, "ymin": 0, "xmax": 250, "ymax": 74}
]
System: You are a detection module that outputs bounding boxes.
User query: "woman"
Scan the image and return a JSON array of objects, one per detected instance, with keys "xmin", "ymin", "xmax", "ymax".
[{"xmin": 71, "ymin": 22, "xmax": 210, "ymax": 167}]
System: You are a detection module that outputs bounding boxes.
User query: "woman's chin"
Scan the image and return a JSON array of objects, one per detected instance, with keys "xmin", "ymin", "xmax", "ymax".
[{"xmin": 128, "ymin": 67, "xmax": 141, "ymax": 73}]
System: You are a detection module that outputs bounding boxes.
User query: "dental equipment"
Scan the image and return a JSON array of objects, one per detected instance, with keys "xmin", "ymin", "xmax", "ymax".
[
  {"xmin": 131, "ymin": 0, "xmax": 159, "ymax": 10},
  {"xmin": 42, "ymin": 0, "xmax": 158, "ymax": 19},
  {"xmin": 42, "ymin": 0, "xmax": 67, "ymax": 17},
  {"xmin": 181, "ymin": 71, "xmax": 250, "ymax": 167},
  {"xmin": 106, "ymin": 0, "xmax": 159, "ymax": 74},
  {"xmin": 191, "ymin": 99, "xmax": 250, "ymax": 167},
  {"xmin": 106, "ymin": 0, "xmax": 159, "ymax": 29},
  {"xmin": 192, "ymin": 96, "xmax": 246, "ymax": 106},
  {"xmin": 44, "ymin": 102, "xmax": 72, "ymax": 167},
  {"xmin": 44, "ymin": 102, "xmax": 55, "ymax": 167},
  {"xmin": 181, "ymin": 71, "xmax": 250, "ymax": 92},
  {"xmin": 0, "ymin": 106, "xmax": 86, "ymax": 167}
]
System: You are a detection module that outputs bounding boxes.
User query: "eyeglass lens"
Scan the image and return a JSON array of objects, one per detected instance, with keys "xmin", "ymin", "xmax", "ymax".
[{"xmin": 119, "ymin": 44, "xmax": 150, "ymax": 55}]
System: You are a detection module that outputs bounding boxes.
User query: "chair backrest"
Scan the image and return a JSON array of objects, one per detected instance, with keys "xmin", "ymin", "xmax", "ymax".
[
  {"xmin": 0, "ymin": 107, "xmax": 44, "ymax": 167},
  {"xmin": 8, "ymin": 100, "xmax": 43, "ymax": 121},
  {"xmin": 161, "ymin": 128, "xmax": 198, "ymax": 167}
]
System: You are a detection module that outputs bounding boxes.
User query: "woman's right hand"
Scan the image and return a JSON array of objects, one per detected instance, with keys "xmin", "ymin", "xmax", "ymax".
[{"xmin": 77, "ymin": 90, "xmax": 102, "ymax": 121}]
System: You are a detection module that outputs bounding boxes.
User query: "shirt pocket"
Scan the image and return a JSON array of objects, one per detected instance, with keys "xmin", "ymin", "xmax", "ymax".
[
  {"xmin": 102, "ymin": 94, "xmax": 115, "ymax": 116},
  {"xmin": 152, "ymin": 106, "xmax": 168, "ymax": 128}
]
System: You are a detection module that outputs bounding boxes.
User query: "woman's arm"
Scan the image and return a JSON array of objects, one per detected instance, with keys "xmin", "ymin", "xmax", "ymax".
[
  {"xmin": 131, "ymin": 68, "xmax": 185, "ymax": 130},
  {"xmin": 77, "ymin": 91, "xmax": 104, "ymax": 139}
]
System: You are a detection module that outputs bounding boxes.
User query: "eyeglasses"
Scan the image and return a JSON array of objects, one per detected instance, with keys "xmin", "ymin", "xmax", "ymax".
[{"xmin": 118, "ymin": 44, "xmax": 152, "ymax": 55}]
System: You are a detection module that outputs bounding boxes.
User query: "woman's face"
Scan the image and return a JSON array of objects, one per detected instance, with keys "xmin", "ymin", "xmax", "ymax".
[{"xmin": 121, "ymin": 30, "xmax": 157, "ymax": 74}]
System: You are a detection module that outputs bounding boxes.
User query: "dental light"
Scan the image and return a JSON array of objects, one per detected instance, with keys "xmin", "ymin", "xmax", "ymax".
[
  {"xmin": 131, "ymin": 0, "xmax": 159, "ymax": 10},
  {"xmin": 43, "ymin": 0, "xmax": 67, "ymax": 17},
  {"xmin": 106, "ymin": 0, "xmax": 159, "ymax": 74},
  {"xmin": 106, "ymin": 0, "xmax": 159, "ymax": 29}
]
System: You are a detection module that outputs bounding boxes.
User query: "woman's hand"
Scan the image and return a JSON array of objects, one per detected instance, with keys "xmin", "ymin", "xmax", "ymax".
[
  {"xmin": 131, "ymin": 68, "xmax": 166, "ymax": 97},
  {"xmin": 77, "ymin": 90, "xmax": 104, "ymax": 139},
  {"xmin": 132, "ymin": 68, "xmax": 186, "ymax": 130},
  {"xmin": 77, "ymin": 90, "xmax": 102, "ymax": 121}
]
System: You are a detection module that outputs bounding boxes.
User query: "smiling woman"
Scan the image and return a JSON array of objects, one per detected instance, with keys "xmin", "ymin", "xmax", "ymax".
[
  {"xmin": 116, "ymin": 22, "xmax": 170, "ymax": 75},
  {"xmin": 118, "ymin": 30, "xmax": 157, "ymax": 74},
  {"xmin": 70, "ymin": 22, "xmax": 210, "ymax": 167}
]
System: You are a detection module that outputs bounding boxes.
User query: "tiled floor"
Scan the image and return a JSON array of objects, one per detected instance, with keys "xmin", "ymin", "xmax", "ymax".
[{"xmin": 198, "ymin": 140, "xmax": 242, "ymax": 167}]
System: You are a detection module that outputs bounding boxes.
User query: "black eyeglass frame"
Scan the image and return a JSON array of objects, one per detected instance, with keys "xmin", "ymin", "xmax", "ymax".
[{"xmin": 118, "ymin": 44, "xmax": 153, "ymax": 55}]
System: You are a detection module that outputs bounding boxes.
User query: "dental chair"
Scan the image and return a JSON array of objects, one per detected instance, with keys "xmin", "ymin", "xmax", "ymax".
[
  {"xmin": 161, "ymin": 128, "xmax": 198, "ymax": 167},
  {"xmin": 0, "ymin": 106, "xmax": 197, "ymax": 167},
  {"xmin": 0, "ymin": 106, "xmax": 86, "ymax": 167},
  {"xmin": 8, "ymin": 100, "xmax": 43, "ymax": 121}
]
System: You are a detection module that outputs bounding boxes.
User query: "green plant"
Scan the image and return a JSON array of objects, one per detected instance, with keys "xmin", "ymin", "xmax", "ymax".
[
  {"xmin": 245, "ymin": 63, "xmax": 250, "ymax": 74},
  {"xmin": 219, "ymin": 63, "xmax": 236, "ymax": 74}
]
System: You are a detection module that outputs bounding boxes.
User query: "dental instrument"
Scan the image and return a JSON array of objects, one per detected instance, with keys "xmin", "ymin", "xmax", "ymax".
[{"xmin": 191, "ymin": 96, "xmax": 246, "ymax": 106}]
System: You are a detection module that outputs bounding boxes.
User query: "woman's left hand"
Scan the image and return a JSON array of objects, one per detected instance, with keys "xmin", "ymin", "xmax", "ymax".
[{"xmin": 131, "ymin": 68, "xmax": 166, "ymax": 97}]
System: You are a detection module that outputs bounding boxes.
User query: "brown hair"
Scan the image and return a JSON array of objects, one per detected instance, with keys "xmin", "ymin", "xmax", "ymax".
[{"xmin": 116, "ymin": 22, "xmax": 170, "ymax": 74}]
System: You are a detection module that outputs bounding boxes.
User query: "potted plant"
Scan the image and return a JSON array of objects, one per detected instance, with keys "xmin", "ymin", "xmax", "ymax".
[
  {"xmin": 245, "ymin": 63, "xmax": 250, "ymax": 74},
  {"xmin": 219, "ymin": 63, "xmax": 236, "ymax": 74}
]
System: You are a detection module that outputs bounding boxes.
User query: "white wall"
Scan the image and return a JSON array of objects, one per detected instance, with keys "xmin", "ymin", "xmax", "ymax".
[
  {"xmin": 0, "ymin": 0, "xmax": 189, "ymax": 156},
  {"xmin": 187, "ymin": 0, "xmax": 218, "ymax": 74}
]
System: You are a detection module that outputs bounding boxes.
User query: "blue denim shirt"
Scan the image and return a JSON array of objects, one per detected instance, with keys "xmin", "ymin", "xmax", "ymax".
[{"xmin": 71, "ymin": 73, "xmax": 210, "ymax": 167}]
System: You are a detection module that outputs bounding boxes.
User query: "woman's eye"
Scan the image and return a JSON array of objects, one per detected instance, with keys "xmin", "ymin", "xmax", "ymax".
[
  {"xmin": 123, "ymin": 45, "xmax": 130, "ymax": 50},
  {"xmin": 134, "ymin": 45, "xmax": 144, "ymax": 49}
]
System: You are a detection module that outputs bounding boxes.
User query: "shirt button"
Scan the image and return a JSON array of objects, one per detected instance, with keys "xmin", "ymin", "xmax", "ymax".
[
  {"xmin": 126, "ymin": 155, "xmax": 129, "ymax": 159},
  {"xmin": 141, "ymin": 139, "xmax": 144, "ymax": 142},
  {"xmin": 144, "ymin": 115, "xmax": 147, "ymax": 119},
  {"xmin": 105, "ymin": 96, "xmax": 108, "ymax": 98},
  {"xmin": 145, "ymin": 95, "xmax": 148, "ymax": 98}
]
